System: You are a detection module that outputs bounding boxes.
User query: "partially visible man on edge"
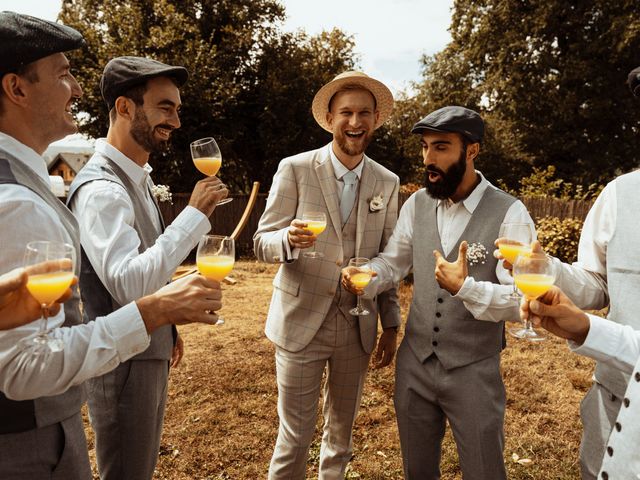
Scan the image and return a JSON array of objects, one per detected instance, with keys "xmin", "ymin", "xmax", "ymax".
[
  {"xmin": 254, "ymin": 71, "xmax": 401, "ymax": 479},
  {"xmin": 343, "ymin": 106, "xmax": 536, "ymax": 479},
  {"xmin": 67, "ymin": 56, "xmax": 228, "ymax": 480},
  {"xmin": 0, "ymin": 12, "xmax": 223, "ymax": 479}
]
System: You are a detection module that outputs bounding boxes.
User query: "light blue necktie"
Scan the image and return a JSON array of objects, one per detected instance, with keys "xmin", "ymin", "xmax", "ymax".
[{"xmin": 340, "ymin": 170, "xmax": 358, "ymax": 225}]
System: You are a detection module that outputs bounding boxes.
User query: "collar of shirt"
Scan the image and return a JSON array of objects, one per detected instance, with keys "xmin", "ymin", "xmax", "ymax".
[
  {"xmin": 328, "ymin": 143, "xmax": 365, "ymax": 181},
  {"xmin": 0, "ymin": 131, "xmax": 51, "ymax": 185},
  {"xmin": 95, "ymin": 138, "xmax": 153, "ymax": 188},
  {"xmin": 437, "ymin": 170, "xmax": 490, "ymax": 214}
]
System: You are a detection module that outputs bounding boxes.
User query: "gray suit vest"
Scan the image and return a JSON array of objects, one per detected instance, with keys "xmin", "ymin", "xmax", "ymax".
[
  {"xmin": 406, "ymin": 187, "xmax": 516, "ymax": 370},
  {"xmin": 67, "ymin": 153, "xmax": 174, "ymax": 361},
  {"xmin": 0, "ymin": 150, "xmax": 84, "ymax": 434},
  {"xmin": 597, "ymin": 171, "xmax": 640, "ymax": 396}
]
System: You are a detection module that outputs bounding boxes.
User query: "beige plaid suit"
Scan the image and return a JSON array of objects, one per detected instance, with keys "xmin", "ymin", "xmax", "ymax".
[{"xmin": 254, "ymin": 144, "xmax": 401, "ymax": 479}]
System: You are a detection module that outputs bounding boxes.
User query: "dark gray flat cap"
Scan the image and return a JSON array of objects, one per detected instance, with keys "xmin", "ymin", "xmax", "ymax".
[
  {"xmin": 628, "ymin": 66, "xmax": 640, "ymax": 98},
  {"xmin": 101, "ymin": 56, "xmax": 189, "ymax": 109},
  {"xmin": 0, "ymin": 11, "xmax": 84, "ymax": 77},
  {"xmin": 411, "ymin": 106, "xmax": 484, "ymax": 144}
]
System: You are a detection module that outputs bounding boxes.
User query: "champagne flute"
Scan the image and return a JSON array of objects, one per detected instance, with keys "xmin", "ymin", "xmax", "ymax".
[
  {"xmin": 302, "ymin": 211, "xmax": 327, "ymax": 259},
  {"xmin": 497, "ymin": 222, "xmax": 536, "ymax": 299},
  {"xmin": 23, "ymin": 241, "xmax": 75, "ymax": 353},
  {"xmin": 509, "ymin": 252, "xmax": 556, "ymax": 342},
  {"xmin": 348, "ymin": 257, "xmax": 372, "ymax": 316},
  {"xmin": 196, "ymin": 235, "xmax": 235, "ymax": 326},
  {"xmin": 190, "ymin": 137, "xmax": 232, "ymax": 205}
]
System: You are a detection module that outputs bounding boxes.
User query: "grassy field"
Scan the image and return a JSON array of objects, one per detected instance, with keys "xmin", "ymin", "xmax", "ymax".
[{"xmin": 83, "ymin": 259, "xmax": 593, "ymax": 479}]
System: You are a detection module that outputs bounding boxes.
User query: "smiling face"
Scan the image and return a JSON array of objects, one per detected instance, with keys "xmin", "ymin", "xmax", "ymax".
[
  {"xmin": 326, "ymin": 88, "xmax": 379, "ymax": 165},
  {"xmin": 128, "ymin": 76, "xmax": 182, "ymax": 154}
]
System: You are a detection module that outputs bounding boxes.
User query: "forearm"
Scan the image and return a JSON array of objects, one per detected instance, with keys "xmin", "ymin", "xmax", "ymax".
[
  {"xmin": 554, "ymin": 260, "xmax": 609, "ymax": 310},
  {"xmin": 456, "ymin": 277, "xmax": 519, "ymax": 322}
]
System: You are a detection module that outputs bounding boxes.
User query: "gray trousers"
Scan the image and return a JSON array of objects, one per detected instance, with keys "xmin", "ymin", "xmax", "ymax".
[
  {"xmin": 394, "ymin": 341, "xmax": 507, "ymax": 480},
  {"xmin": 0, "ymin": 412, "xmax": 91, "ymax": 480},
  {"xmin": 87, "ymin": 359, "xmax": 169, "ymax": 480},
  {"xmin": 579, "ymin": 382, "xmax": 622, "ymax": 480}
]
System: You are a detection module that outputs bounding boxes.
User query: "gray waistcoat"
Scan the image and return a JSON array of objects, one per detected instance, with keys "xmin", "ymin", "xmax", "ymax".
[
  {"xmin": 67, "ymin": 153, "xmax": 174, "ymax": 361},
  {"xmin": 597, "ymin": 171, "xmax": 640, "ymax": 396},
  {"xmin": 406, "ymin": 187, "xmax": 516, "ymax": 370},
  {"xmin": 0, "ymin": 150, "xmax": 84, "ymax": 434}
]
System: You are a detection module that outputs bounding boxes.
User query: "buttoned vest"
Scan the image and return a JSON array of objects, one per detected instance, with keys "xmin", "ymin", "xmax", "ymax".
[
  {"xmin": 67, "ymin": 153, "xmax": 174, "ymax": 361},
  {"xmin": 597, "ymin": 170, "xmax": 640, "ymax": 397},
  {"xmin": 406, "ymin": 187, "xmax": 516, "ymax": 370},
  {"xmin": 0, "ymin": 150, "xmax": 84, "ymax": 434}
]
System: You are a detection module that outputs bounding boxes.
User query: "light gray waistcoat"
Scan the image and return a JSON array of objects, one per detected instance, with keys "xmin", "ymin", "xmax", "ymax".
[
  {"xmin": 596, "ymin": 171, "xmax": 640, "ymax": 397},
  {"xmin": 406, "ymin": 187, "xmax": 516, "ymax": 370},
  {"xmin": 67, "ymin": 153, "xmax": 174, "ymax": 361},
  {"xmin": 0, "ymin": 150, "xmax": 84, "ymax": 434}
]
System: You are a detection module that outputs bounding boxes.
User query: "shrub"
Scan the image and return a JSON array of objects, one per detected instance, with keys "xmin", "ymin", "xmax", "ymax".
[
  {"xmin": 536, "ymin": 216, "xmax": 584, "ymax": 263},
  {"xmin": 499, "ymin": 165, "xmax": 603, "ymax": 200}
]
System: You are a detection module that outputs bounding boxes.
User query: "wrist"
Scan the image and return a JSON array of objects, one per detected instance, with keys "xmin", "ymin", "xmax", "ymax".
[
  {"xmin": 384, "ymin": 326, "xmax": 399, "ymax": 334},
  {"xmin": 136, "ymin": 294, "xmax": 169, "ymax": 334}
]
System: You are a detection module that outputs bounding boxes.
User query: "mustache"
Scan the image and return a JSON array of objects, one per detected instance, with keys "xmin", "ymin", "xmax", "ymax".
[
  {"xmin": 426, "ymin": 165, "xmax": 446, "ymax": 176},
  {"xmin": 155, "ymin": 124, "xmax": 175, "ymax": 132}
]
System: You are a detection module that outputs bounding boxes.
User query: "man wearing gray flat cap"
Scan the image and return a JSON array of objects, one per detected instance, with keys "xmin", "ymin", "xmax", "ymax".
[
  {"xmin": 343, "ymin": 105, "xmax": 535, "ymax": 479},
  {"xmin": 0, "ymin": 12, "xmax": 225, "ymax": 479},
  {"xmin": 68, "ymin": 55, "xmax": 228, "ymax": 480}
]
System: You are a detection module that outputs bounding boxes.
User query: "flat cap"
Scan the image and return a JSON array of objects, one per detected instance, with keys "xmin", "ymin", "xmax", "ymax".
[
  {"xmin": 101, "ymin": 56, "xmax": 189, "ymax": 109},
  {"xmin": 628, "ymin": 66, "xmax": 640, "ymax": 98},
  {"xmin": 411, "ymin": 106, "xmax": 484, "ymax": 144},
  {"xmin": 0, "ymin": 11, "xmax": 84, "ymax": 77}
]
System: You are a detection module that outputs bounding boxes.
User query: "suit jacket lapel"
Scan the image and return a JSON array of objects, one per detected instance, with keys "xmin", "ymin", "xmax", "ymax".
[
  {"xmin": 314, "ymin": 153, "xmax": 342, "ymax": 239},
  {"xmin": 355, "ymin": 157, "xmax": 376, "ymax": 257}
]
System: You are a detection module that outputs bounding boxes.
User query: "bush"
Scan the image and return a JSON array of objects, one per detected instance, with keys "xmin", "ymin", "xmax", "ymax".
[{"xmin": 535, "ymin": 216, "xmax": 584, "ymax": 263}]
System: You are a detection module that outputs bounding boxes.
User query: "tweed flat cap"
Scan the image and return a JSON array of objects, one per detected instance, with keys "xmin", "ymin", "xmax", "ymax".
[
  {"xmin": 101, "ymin": 56, "xmax": 189, "ymax": 110},
  {"xmin": 628, "ymin": 66, "xmax": 640, "ymax": 98},
  {"xmin": 0, "ymin": 11, "xmax": 84, "ymax": 77},
  {"xmin": 411, "ymin": 106, "xmax": 484, "ymax": 144}
]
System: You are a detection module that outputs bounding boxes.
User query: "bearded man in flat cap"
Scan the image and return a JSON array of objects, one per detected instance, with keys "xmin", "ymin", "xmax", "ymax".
[
  {"xmin": 254, "ymin": 71, "xmax": 401, "ymax": 479},
  {"xmin": 343, "ymin": 106, "xmax": 536, "ymax": 479},
  {"xmin": 0, "ymin": 12, "xmax": 224, "ymax": 479}
]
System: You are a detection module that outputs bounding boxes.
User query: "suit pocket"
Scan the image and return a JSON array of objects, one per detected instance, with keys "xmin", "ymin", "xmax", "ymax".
[{"xmin": 273, "ymin": 270, "xmax": 300, "ymax": 297}]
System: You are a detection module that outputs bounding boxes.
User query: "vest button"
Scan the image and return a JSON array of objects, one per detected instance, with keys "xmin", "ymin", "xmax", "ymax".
[
  {"xmin": 606, "ymin": 446, "xmax": 613, "ymax": 457},
  {"xmin": 635, "ymin": 372, "xmax": 640, "ymax": 382},
  {"xmin": 433, "ymin": 326, "xmax": 440, "ymax": 332},
  {"xmin": 615, "ymin": 422, "xmax": 622, "ymax": 432},
  {"xmin": 601, "ymin": 472, "xmax": 608, "ymax": 480},
  {"xmin": 624, "ymin": 397, "xmax": 630, "ymax": 408},
  {"xmin": 435, "ymin": 312, "xmax": 441, "ymax": 318},
  {"xmin": 432, "ymin": 341, "xmax": 438, "ymax": 347},
  {"xmin": 437, "ymin": 298, "xmax": 443, "ymax": 303}
]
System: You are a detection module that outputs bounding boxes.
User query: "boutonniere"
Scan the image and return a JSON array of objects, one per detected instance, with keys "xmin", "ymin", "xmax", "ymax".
[
  {"xmin": 369, "ymin": 193, "xmax": 385, "ymax": 212},
  {"xmin": 466, "ymin": 242, "xmax": 488, "ymax": 266},
  {"xmin": 151, "ymin": 184, "xmax": 173, "ymax": 204}
]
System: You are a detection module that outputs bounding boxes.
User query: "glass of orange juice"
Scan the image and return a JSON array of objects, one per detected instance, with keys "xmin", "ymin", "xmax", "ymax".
[
  {"xmin": 23, "ymin": 241, "xmax": 76, "ymax": 353},
  {"xmin": 347, "ymin": 257, "xmax": 372, "ymax": 316},
  {"xmin": 510, "ymin": 252, "xmax": 556, "ymax": 342},
  {"xmin": 302, "ymin": 211, "xmax": 327, "ymax": 259},
  {"xmin": 196, "ymin": 235, "xmax": 234, "ymax": 325},
  {"xmin": 497, "ymin": 222, "xmax": 536, "ymax": 299},
  {"xmin": 190, "ymin": 137, "xmax": 232, "ymax": 205}
]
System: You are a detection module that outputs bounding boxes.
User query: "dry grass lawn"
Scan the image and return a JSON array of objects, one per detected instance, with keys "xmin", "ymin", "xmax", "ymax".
[{"xmin": 83, "ymin": 259, "xmax": 593, "ymax": 479}]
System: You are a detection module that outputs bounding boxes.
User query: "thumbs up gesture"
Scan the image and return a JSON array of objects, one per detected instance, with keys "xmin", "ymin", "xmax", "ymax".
[{"xmin": 433, "ymin": 241, "xmax": 468, "ymax": 295}]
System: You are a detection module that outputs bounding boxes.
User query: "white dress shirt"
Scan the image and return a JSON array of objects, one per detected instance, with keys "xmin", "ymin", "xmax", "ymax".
[
  {"xmin": 69, "ymin": 139, "xmax": 210, "ymax": 306},
  {"xmin": 368, "ymin": 172, "xmax": 535, "ymax": 322},
  {"xmin": 0, "ymin": 132, "xmax": 150, "ymax": 400}
]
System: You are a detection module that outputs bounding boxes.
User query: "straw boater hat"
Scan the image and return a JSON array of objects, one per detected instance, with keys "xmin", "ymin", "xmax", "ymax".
[{"xmin": 311, "ymin": 71, "xmax": 394, "ymax": 132}]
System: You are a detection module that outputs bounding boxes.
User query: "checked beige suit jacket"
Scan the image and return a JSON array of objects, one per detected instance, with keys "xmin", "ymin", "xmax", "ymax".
[{"xmin": 254, "ymin": 144, "xmax": 401, "ymax": 354}]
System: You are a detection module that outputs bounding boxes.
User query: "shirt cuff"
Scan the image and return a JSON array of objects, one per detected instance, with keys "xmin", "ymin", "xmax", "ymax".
[
  {"xmin": 569, "ymin": 314, "xmax": 610, "ymax": 357},
  {"xmin": 102, "ymin": 302, "xmax": 151, "ymax": 360},
  {"xmin": 454, "ymin": 276, "xmax": 475, "ymax": 300},
  {"xmin": 283, "ymin": 230, "xmax": 300, "ymax": 262}
]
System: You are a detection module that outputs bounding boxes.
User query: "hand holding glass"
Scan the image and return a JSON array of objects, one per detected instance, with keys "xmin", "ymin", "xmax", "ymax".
[
  {"xmin": 23, "ymin": 241, "xmax": 75, "ymax": 352},
  {"xmin": 348, "ymin": 257, "xmax": 372, "ymax": 316},
  {"xmin": 498, "ymin": 222, "xmax": 535, "ymax": 299},
  {"xmin": 302, "ymin": 212, "xmax": 327, "ymax": 259},
  {"xmin": 190, "ymin": 137, "xmax": 232, "ymax": 205},
  {"xmin": 196, "ymin": 235, "xmax": 235, "ymax": 325}
]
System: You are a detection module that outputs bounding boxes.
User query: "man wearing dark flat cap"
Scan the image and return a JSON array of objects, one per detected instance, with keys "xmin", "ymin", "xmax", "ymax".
[
  {"xmin": 68, "ymin": 56, "xmax": 228, "ymax": 480},
  {"xmin": 0, "ymin": 12, "xmax": 224, "ymax": 479},
  {"xmin": 343, "ymin": 105, "xmax": 536, "ymax": 479},
  {"xmin": 254, "ymin": 71, "xmax": 401, "ymax": 479},
  {"xmin": 501, "ymin": 66, "xmax": 640, "ymax": 480}
]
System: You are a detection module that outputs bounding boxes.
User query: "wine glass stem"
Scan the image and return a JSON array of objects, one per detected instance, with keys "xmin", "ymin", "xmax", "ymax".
[
  {"xmin": 40, "ymin": 305, "xmax": 49, "ymax": 334},
  {"xmin": 357, "ymin": 295, "xmax": 363, "ymax": 312}
]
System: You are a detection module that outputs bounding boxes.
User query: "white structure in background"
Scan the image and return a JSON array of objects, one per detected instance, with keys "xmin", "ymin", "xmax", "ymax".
[{"xmin": 44, "ymin": 133, "xmax": 95, "ymax": 196}]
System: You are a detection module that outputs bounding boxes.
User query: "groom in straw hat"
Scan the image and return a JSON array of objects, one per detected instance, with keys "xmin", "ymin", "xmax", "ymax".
[{"xmin": 254, "ymin": 71, "xmax": 401, "ymax": 479}]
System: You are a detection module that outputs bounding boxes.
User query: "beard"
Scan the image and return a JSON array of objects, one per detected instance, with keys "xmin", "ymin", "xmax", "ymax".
[
  {"xmin": 424, "ymin": 147, "xmax": 468, "ymax": 200},
  {"xmin": 130, "ymin": 107, "xmax": 172, "ymax": 154},
  {"xmin": 334, "ymin": 130, "xmax": 374, "ymax": 157}
]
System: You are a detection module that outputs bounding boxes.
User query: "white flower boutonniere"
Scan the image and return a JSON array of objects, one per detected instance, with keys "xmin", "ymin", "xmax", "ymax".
[
  {"xmin": 151, "ymin": 184, "xmax": 173, "ymax": 204},
  {"xmin": 369, "ymin": 193, "xmax": 385, "ymax": 212},
  {"xmin": 466, "ymin": 242, "xmax": 488, "ymax": 266}
]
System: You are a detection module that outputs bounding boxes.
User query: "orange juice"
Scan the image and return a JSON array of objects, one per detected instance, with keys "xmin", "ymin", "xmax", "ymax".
[
  {"xmin": 194, "ymin": 156, "xmax": 222, "ymax": 176},
  {"xmin": 197, "ymin": 255, "xmax": 235, "ymax": 281},
  {"xmin": 498, "ymin": 243, "xmax": 531, "ymax": 264},
  {"xmin": 26, "ymin": 271, "xmax": 74, "ymax": 305},
  {"xmin": 351, "ymin": 272, "xmax": 372, "ymax": 289},
  {"xmin": 514, "ymin": 273, "xmax": 555, "ymax": 299},
  {"xmin": 306, "ymin": 220, "xmax": 326, "ymax": 236}
]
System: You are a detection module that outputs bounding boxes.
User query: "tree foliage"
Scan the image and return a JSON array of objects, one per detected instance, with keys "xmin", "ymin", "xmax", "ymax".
[{"xmin": 60, "ymin": 0, "xmax": 357, "ymax": 192}]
